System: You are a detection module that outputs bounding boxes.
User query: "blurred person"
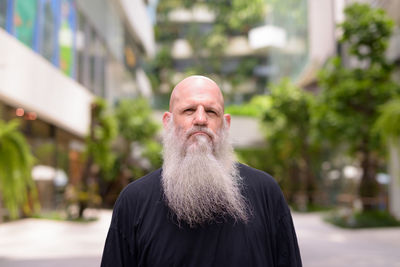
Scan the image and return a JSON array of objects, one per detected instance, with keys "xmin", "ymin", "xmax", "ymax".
[{"xmin": 101, "ymin": 75, "xmax": 302, "ymax": 267}]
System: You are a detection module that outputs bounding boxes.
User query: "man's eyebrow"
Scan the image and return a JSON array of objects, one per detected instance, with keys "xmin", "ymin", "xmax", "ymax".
[
  {"xmin": 205, "ymin": 106, "xmax": 223, "ymax": 115},
  {"xmin": 178, "ymin": 105, "xmax": 196, "ymax": 112},
  {"xmin": 205, "ymin": 106, "xmax": 218, "ymax": 111},
  {"xmin": 181, "ymin": 104, "xmax": 195, "ymax": 109},
  {"xmin": 179, "ymin": 102, "xmax": 223, "ymax": 112}
]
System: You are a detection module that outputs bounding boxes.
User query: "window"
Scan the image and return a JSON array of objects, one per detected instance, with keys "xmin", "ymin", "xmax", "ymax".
[{"xmin": 39, "ymin": 0, "xmax": 57, "ymax": 62}]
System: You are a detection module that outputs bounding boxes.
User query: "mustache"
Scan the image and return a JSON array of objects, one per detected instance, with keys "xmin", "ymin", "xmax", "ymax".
[{"xmin": 185, "ymin": 126, "xmax": 216, "ymax": 141}]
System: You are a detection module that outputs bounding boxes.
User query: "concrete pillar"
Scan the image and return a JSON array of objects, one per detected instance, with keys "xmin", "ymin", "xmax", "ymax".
[{"xmin": 389, "ymin": 138, "xmax": 400, "ymax": 219}]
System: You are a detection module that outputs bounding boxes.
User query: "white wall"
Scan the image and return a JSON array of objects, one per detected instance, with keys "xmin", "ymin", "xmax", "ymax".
[{"xmin": 0, "ymin": 29, "xmax": 93, "ymax": 138}]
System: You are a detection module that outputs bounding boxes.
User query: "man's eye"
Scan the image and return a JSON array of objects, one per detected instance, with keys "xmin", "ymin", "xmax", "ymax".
[
  {"xmin": 206, "ymin": 110, "xmax": 217, "ymax": 115},
  {"xmin": 184, "ymin": 109, "xmax": 195, "ymax": 113}
]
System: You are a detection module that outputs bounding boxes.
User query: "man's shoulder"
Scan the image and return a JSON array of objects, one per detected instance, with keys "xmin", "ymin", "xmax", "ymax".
[
  {"xmin": 131, "ymin": 168, "xmax": 162, "ymax": 187},
  {"xmin": 237, "ymin": 163, "xmax": 283, "ymax": 194},
  {"xmin": 110, "ymin": 168, "xmax": 163, "ymax": 227},
  {"xmin": 238, "ymin": 163, "xmax": 290, "ymax": 214},
  {"xmin": 237, "ymin": 163, "xmax": 277, "ymax": 185}
]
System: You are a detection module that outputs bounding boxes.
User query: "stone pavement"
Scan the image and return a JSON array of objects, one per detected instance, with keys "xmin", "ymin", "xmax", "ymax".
[{"xmin": 0, "ymin": 210, "xmax": 399, "ymax": 266}]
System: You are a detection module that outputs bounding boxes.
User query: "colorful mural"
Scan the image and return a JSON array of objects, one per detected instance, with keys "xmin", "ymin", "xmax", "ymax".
[
  {"xmin": 14, "ymin": 0, "xmax": 37, "ymax": 48},
  {"xmin": 59, "ymin": 0, "xmax": 76, "ymax": 77},
  {"xmin": 1, "ymin": 0, "xmax": 76, "ymax": 77}
]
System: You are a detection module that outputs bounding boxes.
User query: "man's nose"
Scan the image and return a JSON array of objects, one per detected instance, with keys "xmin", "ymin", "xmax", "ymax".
[{"xmin": 193, "ymin": 107, "xmax": 207, "ymax": 125}]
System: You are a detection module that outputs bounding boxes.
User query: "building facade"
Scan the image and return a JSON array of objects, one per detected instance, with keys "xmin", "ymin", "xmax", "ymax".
[{"xmin": 0, "ymin": 0, "xmax": 155, "ymax": 208}]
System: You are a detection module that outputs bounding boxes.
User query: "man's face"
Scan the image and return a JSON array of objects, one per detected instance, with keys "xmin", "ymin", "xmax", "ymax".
[
  {"xmin": 163, "ymin": 76, "xmax": 231, "ymax": 148},
  {"xmin": 161, "ymin": 77, "xmax": 248, "ymax": 226}
]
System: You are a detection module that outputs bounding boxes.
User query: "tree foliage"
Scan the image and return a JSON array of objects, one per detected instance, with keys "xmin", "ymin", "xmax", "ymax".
[
  {"xmin": 374, "ymin": 98, "xmax": 400, "ymax": 183},
  {"xmin": 115, "ymin": 98, "xmax": 159, "ymax": 143},
  {"xmin": 85, "ymin": 97, "xmax": 161, "ymax": 184},
  {"xmin": 157, "ymin": 0, "xmax": 266, "ymax": 34},
  {"xmin": 374, "ymin": 98, "xmax": 400, "ymax": 140},
  {"xmin": 340, "ymin": 3, "xmax": 394, "ymax": 65},
  {"xmin": 225, "ymin": 95, "xmax": 271, "ymax": 117},
  {"xmin": 0, "ymin": 119, "xmax": 38, "ymax": 219},
  {"xmin": 221, "ymin": 0, "xmax": 266, "ymax": 33},
  {"xmin": 114, "ymin": 98, "xmax": 161, "ymax": 181},
  {"xmin": 261, "ymin": 79, "xmax": 319, "ymax": 207},
  {"xmin": 317, "ymin": 3, "xmax": 399, "ymax": 210}
]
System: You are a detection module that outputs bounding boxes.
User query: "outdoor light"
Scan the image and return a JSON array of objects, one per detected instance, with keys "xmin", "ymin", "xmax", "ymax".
[
  {"xmin": 26, "ymin": 112, "xmax": 37, "ymax": 120},
  {"xmin": 16, "ymin": 108, "xmax": 24, "ymax": 117}
]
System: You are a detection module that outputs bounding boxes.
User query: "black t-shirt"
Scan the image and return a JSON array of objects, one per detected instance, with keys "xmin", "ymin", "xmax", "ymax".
[{"xmin": 101, "ymin": 163, "xmax": 302, "ymax": 267}]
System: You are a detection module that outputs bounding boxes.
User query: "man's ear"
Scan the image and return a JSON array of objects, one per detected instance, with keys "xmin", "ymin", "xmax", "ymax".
[
  {"xmin": 163, "ymin": 112, "xmax": 172, "ymax": 129},
  {"xmin": 224, "ymin": 114, "xmax": 231, "ymax": 128}
]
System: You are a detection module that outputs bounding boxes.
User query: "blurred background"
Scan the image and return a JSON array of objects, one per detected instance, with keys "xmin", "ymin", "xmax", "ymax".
[{"xmin": 0, "ymin": 0, "xmax": 400, "ymax": 266}]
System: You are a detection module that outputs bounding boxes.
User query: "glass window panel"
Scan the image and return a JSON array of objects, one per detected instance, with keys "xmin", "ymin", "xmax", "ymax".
[
  {"xmin": 40, "ymin": 0, "xmax": 57, "ymax": 62},
  {"xmin": 89, "ymin": 53, "xmax": 96, "ymax": 92},
  {"xmin": 0, "ymin": 0, "xmax": 7, "ymax": 29},
  {"xmin": 76, "ymin": 11, "xmax": 86, "ymax": 85},
  {"xmin": 268, "ymin": 0, "xmax": 309, "ymax": 83},
  {"xmin": 90, "ymin": 36, "xmax": 106, "ymax": 96}
]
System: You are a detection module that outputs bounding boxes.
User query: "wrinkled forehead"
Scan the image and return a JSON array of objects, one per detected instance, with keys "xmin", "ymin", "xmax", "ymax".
[{"xmin": 169, "ymin": 76, "xmax": 224, "ymax": 111}]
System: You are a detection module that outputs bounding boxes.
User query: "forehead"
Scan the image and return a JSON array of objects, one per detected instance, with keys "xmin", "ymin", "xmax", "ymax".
[{"xmin": 170, "ymin": 77, "xmax": 224, "ymax": 111}]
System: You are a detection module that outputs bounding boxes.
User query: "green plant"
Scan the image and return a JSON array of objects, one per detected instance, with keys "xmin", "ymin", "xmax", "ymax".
[
  {"xmin": 325, "ymin": 210, "xmax": 400, "ymax": 228},
  {"xmin": 0, "ymin": 119, "xmax": 39, "ymax": 219}
]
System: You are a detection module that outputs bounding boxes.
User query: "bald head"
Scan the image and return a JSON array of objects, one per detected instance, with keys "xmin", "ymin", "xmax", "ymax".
[{"xmin": 169, "ymin": 75, "xmax": 224, "ymax": 112}]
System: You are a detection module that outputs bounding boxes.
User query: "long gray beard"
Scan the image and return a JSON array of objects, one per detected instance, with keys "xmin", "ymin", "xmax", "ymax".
[{"xmin": 161, "ymin": 119, "xmax": 249, "ymax": 227}]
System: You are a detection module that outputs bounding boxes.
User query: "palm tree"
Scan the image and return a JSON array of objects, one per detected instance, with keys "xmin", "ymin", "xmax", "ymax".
[{"xmin": 0, "ymin": 119, "xmax": 38, "ymax": 220}]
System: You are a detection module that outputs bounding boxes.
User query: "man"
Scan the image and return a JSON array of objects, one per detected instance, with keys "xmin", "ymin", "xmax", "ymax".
[{"xmin": 101, "ymin": 75, "xmax": 302, "ymax": 267}]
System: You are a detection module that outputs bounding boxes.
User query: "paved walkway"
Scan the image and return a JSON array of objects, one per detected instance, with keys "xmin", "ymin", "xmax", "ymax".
[
  {"xmin": 0, "ymin": 210, "xmax": 399, "ymax": 266},
  {"xmin": 0, "ymin": 210, "xmax": 112, "ymax": 267},
  {"xmin": 295, "ymin": 213, "xmax": 400, "ymax": 267}
]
